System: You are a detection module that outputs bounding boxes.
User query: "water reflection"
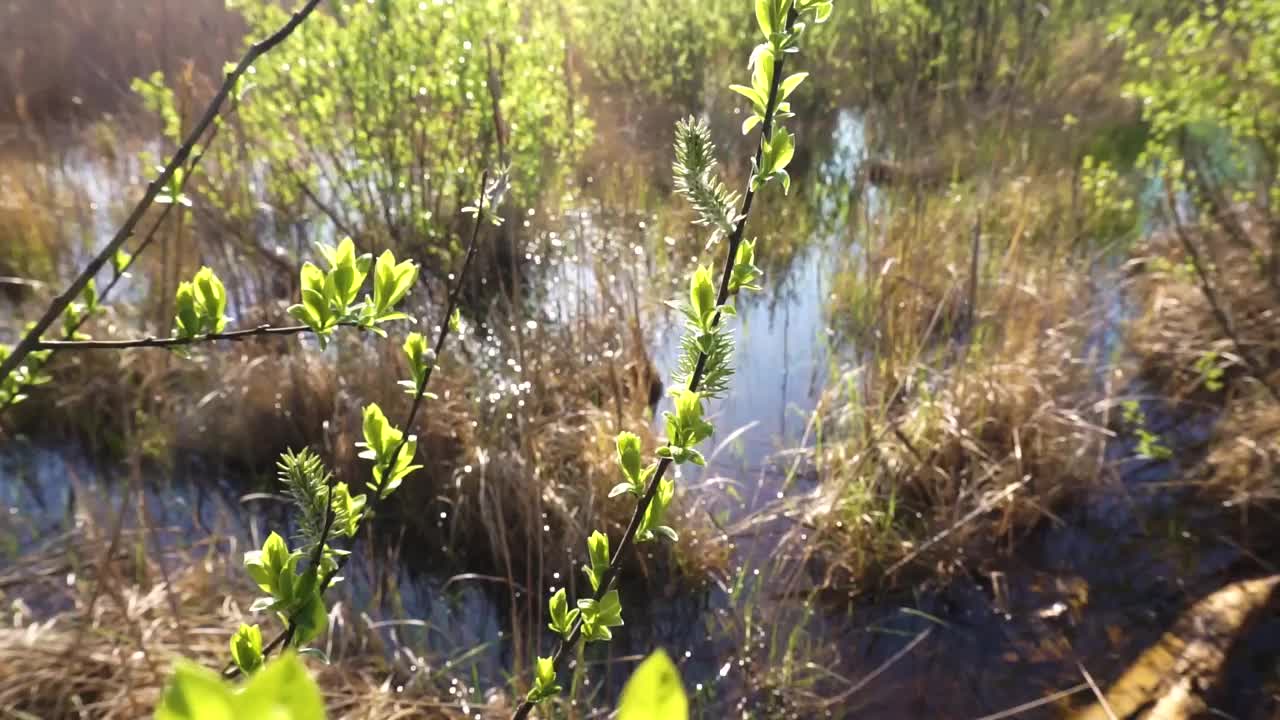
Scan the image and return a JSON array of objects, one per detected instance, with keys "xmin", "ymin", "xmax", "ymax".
[
  {"xmin": 5, "ymin": 102, "xmax": 1275, "ymax": 718},
  {"xmin": 0, "ymin": 108, "xmax": 869, "ymax": 712}
]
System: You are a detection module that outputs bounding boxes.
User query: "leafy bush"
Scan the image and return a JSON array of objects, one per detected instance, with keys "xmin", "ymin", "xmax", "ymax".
[
  {"xmin": 1121, "ymin": 1, "xmax": 1280, "ymax": 207},
  {"xmin": 138, "ymin": 0, "xmax": 588, "ymax": 271}
]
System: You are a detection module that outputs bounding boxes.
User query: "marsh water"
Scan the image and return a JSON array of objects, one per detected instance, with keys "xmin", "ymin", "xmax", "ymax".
[{"xmin": 2, "ymin": 108, "xmax": 1276, "ymax": 718}]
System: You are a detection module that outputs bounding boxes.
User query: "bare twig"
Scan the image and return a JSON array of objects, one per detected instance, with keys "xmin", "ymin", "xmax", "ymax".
[
  {"xmin": 970, "ymin": 683, "xmax": 1091, "ymax": 720},
  {"xmin": 31, "ymin": 322, "xmax": 360, "ymax": 351},
  {"xmin": 0, "ymin": 0, "xmax": 324, "ymax": 385},
  {"xmin": 225, "ymin": 171, "xmax": 497, "ymax": 679},
  {"xmin": 383, "ymin": 169, "xmax": 494, "ymax": 482},
  {"xmin": 1162, "ymin": 177, "xmax": 1280, "ymax": 403},
  {"xmin": 291, "ymin": 166, "xmax": 359, "ymax": 241},
  {"xmin": 818, "ymin": 627, "xmax": 933, "ymax": 708},
  {"xmin": 1077, "ymin": 661, "xmax": 1118, "ymax": 720}
]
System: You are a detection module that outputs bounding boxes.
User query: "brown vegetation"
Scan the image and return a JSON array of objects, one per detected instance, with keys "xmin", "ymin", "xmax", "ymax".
[
  {"xmin": 1130, "ymin": 213, "xmax": 1280, "ymax": 507},
  {"xmin": 799, "ymin": 132, "xmax": 1121, "ymax": 594},
  {"xmin": 0, "ymin": 528, "xmax": 486, "ymax": 718},
  {"xmin": 0, "ymin": 0, "xmax": 243, "ymax": 123}
]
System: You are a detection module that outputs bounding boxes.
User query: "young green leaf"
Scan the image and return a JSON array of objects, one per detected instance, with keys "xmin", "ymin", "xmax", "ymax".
[
  {"xmin": 193, "ymin": 267, "xmax": 228, "ymax": 333},
  {"xmin": 328, "ymin": 482, "xmax": 366, "ymax": 539},
  {"xmin": 238, "ymin": 653, "xmax": 325, "ymax": 719},
  {"xmin": 780, "ymin": 72, "xmax": 808, "ymax": 99},
  {"xmin": 242, "ymin": 531, "xmax": 305, "ymax": 614},
  {"xmin": 728, "ymin": 84, "xmax": 767, "ymax": 115},
  {"xmin": 112, "ymin": 249, "xmax": 132, "ymax": 275},
  {"xmin": 526, "ymin": 655, "xmax": 563, "ymax": 704},
  {"xmin": 664, "ymin": 388, "xmax": 714, "ymax": 455},
  {"xmin": 402, "ymin": 332, "xmax": 435, "ymax": 388},
  {"xmin": 811, "ymin": 1, "xmax": 832, "ymax": 23},
  {"xmin": 262, "ymin": 532, "xmax": 292, "ymax": 579},
  {"xmin": 578, "ymin": 589, "xmax": 625, "ymax": 642},
  {"xmin": 729, "ymin": 239, "xmax": 764, "ymax": 293},
  {"xmin": 155, "ymin": 660, "xmax": 238, "ymax": 720},
  {"xmin": 81, "ymin": 278, "xmax": 99, "ymax": 314},
  {"xmin": 689, "ymin": 266, "xmax": 717, "ymax": 330},
  {"xmin": 230, "ymin": 623, "xmax": 264, "ymax": 675},
  {"xmin": 289, "ymin": 589, "xmax": 329, "ymax": 646},
  {"xmin": 616, "ymin": 431, "xmax": 644, "ymax": 487},
  {"xmin": 582, "ymin": 530, "xmax": 611, "ymax": 592},
  {"xmin": 356, "ymin": 403, "xmax": 420, "ymax": 497},
  {"xmin": 174, "ymin": 281, "xmax": 201, "ymax": 339},
  {"xmin": 637, "ymin": 478, "xmax": 677, "ymax": 543},
  {"xmin": 359, "ymin": 403, "xmax": 392, "ymax": 458},
  {"xmin": 765, "ymin": 128, "xmax": 795, "ymax": 175},
  {"xmin": 755, "ymin": 0, "xmax": 775, "ymax": 38},
  {"xmin": 616, "ymin": 650, "xmax": 689, "ymax": 720},
  {"xmin": 751, "ymin": 44, "xmax": 775, "ymax": 100},
  {"xmin": 547, "ymin": 587, "xmax": 579, "ymax": 639},
  {"xmin": 157, "ymin": 654, "xmax": 325, "ymax": 720},
  {"xmin": 370, "ymin": 250, "xmax": 418, "ymax": 320}
]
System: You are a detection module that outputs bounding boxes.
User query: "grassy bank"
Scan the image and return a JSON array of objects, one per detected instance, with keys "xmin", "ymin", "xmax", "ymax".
[
  {"xmin": 0, "ymin": 525, "xmax": 486, "ymax": 718},
  {"xmin": 788, "ymin": 1, "xmax": 1280, "ymax": 608}
]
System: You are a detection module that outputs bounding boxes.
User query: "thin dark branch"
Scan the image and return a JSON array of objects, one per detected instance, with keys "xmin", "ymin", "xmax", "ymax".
[
  {"xmin": 291, "ymin": 166, "xmax": 360, "ymax": 241},
  {"xmin": 0, "ymin": 111, "xmax": 227, "ymax": 417},
  {"xmin": 0, "ymin": 0, "xmax": 323, "ymax": 385},
  {"xmin": 509, "ymin": 11, "xmax": 799, "ymax": 720},
  {"xmin": 1163, "ymin": 177, "xmax": 1280, "ymax": 403},
  {"xmin": 389, "ymin": 167, "xmax": 488, "ymax": 453},
  {"xmin": 31, "ymin": 322, "xmax": 361, "ymax": 351},
  {"xmin": 226, "ymin": 171, "xmax": 494, "ymax": 680}
]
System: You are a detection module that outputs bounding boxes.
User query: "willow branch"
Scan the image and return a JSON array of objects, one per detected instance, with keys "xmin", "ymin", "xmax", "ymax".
[
  {"xmin": 256, "ymin": 485, "xmax": 335, "ymax": 669},
  {"xmin": 225, "ymin": 171, "xmax": 494, "ymax": 679},
  {"xmin": 30, "ymin": 322, "xmax": 362, "ymax": 351},
  {"xmin": 0, "ymin": 112, "xmax": 228, "ymax": 417},
  {"xmin": 0, "ymin": 0, "xmax": 323, "ymax": 384},
  {"xmin": 509, "ymin": 11, "xmax": 798, "ymax": 720}
]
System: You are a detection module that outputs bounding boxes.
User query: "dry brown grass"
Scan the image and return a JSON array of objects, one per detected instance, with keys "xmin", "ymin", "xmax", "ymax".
[
  {"xmin": 0, "ymin": 0, "xmax": 243, "ymax": 123},
  {"xmin": 1129, "ymin": 210, "xmax": 1280, "ymax": 506},
  {"xmin": 831, "ymin": 152, "xmax": 1116, "ymax": 375},
  {"xmin": 0, "ymin": 527, "xmax": 487, "ymax": 719},
  {"xmin": 0, "ymin": 246, "xmax": 719, "ymax": 716},
  {"xmin": 798, "ymin": 163, "xmax": 1114, "ymax": 594},
  {"xmin": 0, "ymin": 102, "xmax": 722, "ymax": 713},
  {"xmin": 2, "ymin": 305, "xmax": 705, "ymax": 579},
  {"xmin": 0, "ymin": 142, "xmax": 102, "ymax": 292},
  {"xmin": 1130, "ymin": 217, "xmax": 1280, "ymax": 400},
  {"xmin": 1205, "ymin": 394, "xmax": 1280, "ymax": 504}
]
